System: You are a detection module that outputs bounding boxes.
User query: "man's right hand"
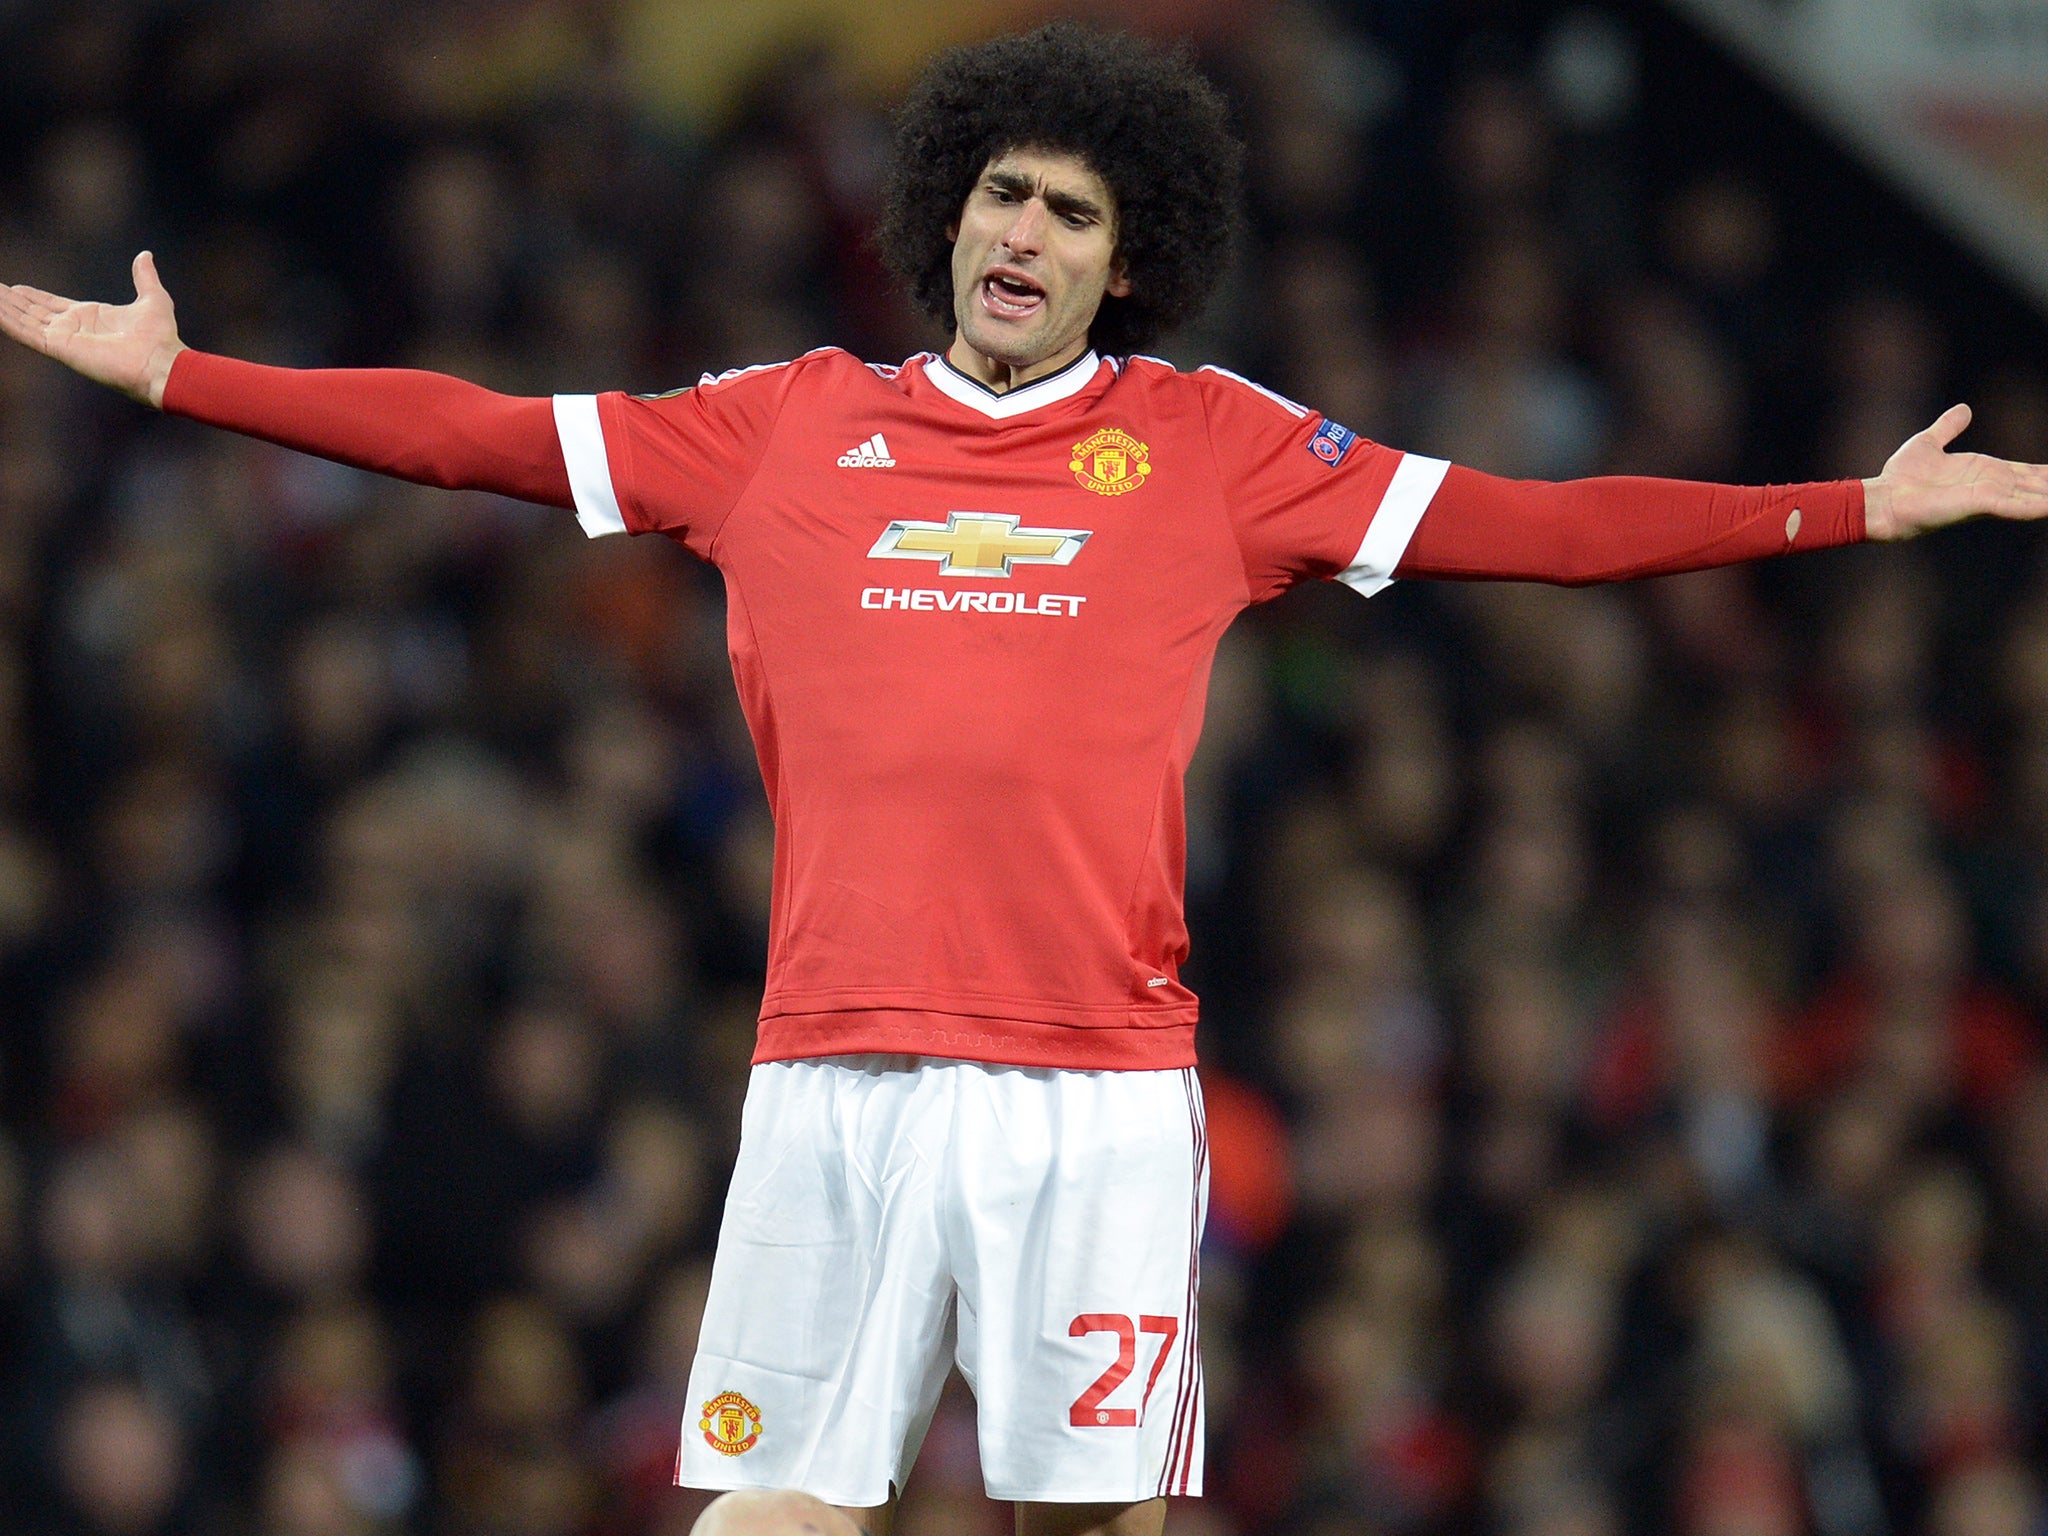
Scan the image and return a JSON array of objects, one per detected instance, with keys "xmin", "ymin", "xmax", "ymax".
[{"xmin": 0, "ymin": 250, "xmax": 186, "ymax": 409}]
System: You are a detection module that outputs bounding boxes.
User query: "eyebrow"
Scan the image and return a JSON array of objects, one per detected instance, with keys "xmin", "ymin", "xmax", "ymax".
[{"xmin": 986, "ymin": 169, "xmax": 1109, "ymax": 224}]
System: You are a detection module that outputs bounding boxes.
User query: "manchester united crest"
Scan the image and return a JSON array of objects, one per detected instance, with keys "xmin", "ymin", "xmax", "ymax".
[
  {"xmin": 1070, "ymin": 428, "xmax": 1153, "ymax": 496},
  {"xmin": 700, "ymin": 1391, "xmax": 763, "ymax": 1456}
]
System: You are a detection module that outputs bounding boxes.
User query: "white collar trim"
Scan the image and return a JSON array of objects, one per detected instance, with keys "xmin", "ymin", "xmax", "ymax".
[{"xmin": 922, "ymin": 350, "xmax": 1105, "ymax": 419}]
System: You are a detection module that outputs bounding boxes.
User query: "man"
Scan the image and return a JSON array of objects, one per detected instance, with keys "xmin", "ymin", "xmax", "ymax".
[{"xmin": 5, "ymin": 22, "xmax": 2046, "ymax": 1536}]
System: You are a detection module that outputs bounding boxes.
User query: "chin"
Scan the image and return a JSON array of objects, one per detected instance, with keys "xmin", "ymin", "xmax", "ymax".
[
  {"xmin": 954, "ymin": 309, "xmax": 1040, "ymax": 362},
  {"xmin": 971, "ymin": 328, "xmax": 1065, "ymax": 371}
]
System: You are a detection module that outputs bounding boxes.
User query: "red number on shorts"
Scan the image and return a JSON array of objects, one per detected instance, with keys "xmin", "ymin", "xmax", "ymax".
[
  {"xmin": 1138, "ymin": 1315, "xmax": 1180, "ymax": 1417},
  {"xmin": 1068, "ymin": 1313, "xmax": 1180, "ymax": 1428},
  {"xmin": 1069, "ymin": 1314, "xmax": 1137, "ymax": 1427}
]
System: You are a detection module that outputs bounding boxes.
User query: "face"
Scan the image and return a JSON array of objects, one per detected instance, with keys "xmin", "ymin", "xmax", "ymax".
[{"xmin": 948, "ymin": 147, "xmax": 1130, "ymax": 381}]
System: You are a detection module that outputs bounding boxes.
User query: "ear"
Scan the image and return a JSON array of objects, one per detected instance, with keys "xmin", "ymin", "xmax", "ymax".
[
  {"xmin": 946, "ymin": 219, "xmax": 959, "ymax": 243},
  {"xmin": 1105, "ymin": 257, "xmax": 1132, "ymax": 300}
]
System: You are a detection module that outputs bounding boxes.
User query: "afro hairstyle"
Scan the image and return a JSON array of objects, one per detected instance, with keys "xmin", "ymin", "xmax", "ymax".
[{"xmin": 876, "ymin": 22, "xmax": 1244, "ymax": 357}]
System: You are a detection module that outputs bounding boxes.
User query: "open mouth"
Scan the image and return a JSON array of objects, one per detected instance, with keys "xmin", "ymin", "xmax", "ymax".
[{"xmin": 981, "ymin": 270, "xmax": 1045, "ymax": 320}]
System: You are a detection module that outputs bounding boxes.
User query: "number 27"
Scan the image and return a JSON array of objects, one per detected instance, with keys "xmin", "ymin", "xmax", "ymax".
[{"xmin": 1069, "ymin": 1313, "xmax": 1179, "ymax": 1428}]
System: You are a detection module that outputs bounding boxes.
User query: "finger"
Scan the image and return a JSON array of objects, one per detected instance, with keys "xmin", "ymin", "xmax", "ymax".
[
  {"xmin": 0, "ymin": 294, "xmax": 34, "ymax": 340},
  {"xmin": 1924, "ymin": 402, "xmax": 1972, "ymax": 449},
  {"xmin": 0, "ymin": 295, "xmax": 51, "ymax": 352},
  {"xmin": 0, "ymin": 285, "xmax": 46, "ymax": 327},
  {"xmin": 5, "ymin": 286, "xmax": 57, "ymax": 319},
  {"xmin": 2011, "ymin": 466, "xmax": 2048, "ymax": 508},
  {"xmin": 5, "ymin": 296, "xmax": 61, "ymax": 333},
  {"xmin": 1984, "ymin": 459, "xmax": 2048, "ymax": 517},
  {"xmin": 10, "ymin": 285, "xmax": 69, "ymax": 311},
  {"xmin": 133, "ymin": 249, "xmax": 167, "ymax": 301}
]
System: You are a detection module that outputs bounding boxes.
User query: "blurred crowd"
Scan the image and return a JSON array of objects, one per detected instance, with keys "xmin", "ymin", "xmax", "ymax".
[{"xmin": 3, "ymin": 2, "xmax": 2048, "ymax": 1535}]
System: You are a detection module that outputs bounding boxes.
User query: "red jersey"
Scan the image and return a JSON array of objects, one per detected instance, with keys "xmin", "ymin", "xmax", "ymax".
[
  {"xmin": 554, "ymin": 346, "xmax": 1837, "ymax": 1070},
  {"xmin": 161, "ymin": 344, "xmax": 1863, "ymax": 1072}
]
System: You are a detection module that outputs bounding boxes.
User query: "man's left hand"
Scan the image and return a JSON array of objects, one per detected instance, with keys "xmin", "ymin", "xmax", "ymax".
[{"xmin": 1864, "ymin": 403, "xmax": 2048, "ymax": 540}]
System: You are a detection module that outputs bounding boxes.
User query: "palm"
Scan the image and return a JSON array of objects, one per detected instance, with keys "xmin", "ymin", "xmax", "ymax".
[{"xmin": 0, "ymin": 252, "xmax": 183, "ymax": 405}]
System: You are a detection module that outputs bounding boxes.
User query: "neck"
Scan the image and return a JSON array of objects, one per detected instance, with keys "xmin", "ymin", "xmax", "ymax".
[{"xmin": 944, "ymin": 334, "xmax": 1090, "ymax": 393}]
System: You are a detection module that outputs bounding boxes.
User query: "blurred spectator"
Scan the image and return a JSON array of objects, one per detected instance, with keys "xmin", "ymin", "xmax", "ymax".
[
  {"xmin": 437, "ymin": 1297, "xmax": 594, "ymax": 1536},
  {"xmin": 590, "ymin": 1262, "xmax": 718, "ymax": 1535},
  {"xmin": 1926, "ymin": 1459, "xmax": 2042, "ymax": 1536},
  {"xmin": 18, "ymin": 1144, "xmax": 214, "ymax": 1470},
  {"xmin": 1597, "ymin": 282, "xmax": 1745, "ymax": 481},
  {"xmin": 1587, "ymin": 907, "xmax": 1776, "ymax": 1208},
  {"xmin": 1775, "ymin": 868, "xmax": 2038, "ymax": 1126},
  {"xmin": 1991, "ymin": 1072, "xmax": 2048, "ymax": 1406},
  {"xmin": 50, "ymin": 1378, "xmax": 192, "ymax": 1536},
  {"xmin": 258, "ymin": 1299, "xmax": 419, "ymax": 1533},
  {"xmin": 1815, "ymin": 290, "xmax": 1947, "ymax": 483},
  {"xmin": 1404, "ymin": 231, "xmax": 1607, "ymax": 482},
  {"xmin": 239, "ymin": 1146, "xmax": 372, "ymax": 1302},
  {"xmin": 1656, "ymin": 173, "xmax": 1801, "ymax": 477}
]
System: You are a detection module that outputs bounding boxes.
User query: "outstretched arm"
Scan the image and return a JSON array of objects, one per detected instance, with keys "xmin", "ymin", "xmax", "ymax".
[
  {"xmin": 1391, "ymin": 409, "xmax": 2048, "ymax": 585},
  {"xmin": 1, "ymin": 253, "xmax": 573, "ymax": 510}
]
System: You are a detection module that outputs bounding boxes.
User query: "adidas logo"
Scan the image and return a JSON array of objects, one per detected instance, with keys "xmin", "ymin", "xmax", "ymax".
[{"xmin": 838, "ymin": 433, "xmax": 896, "ymax": 468}]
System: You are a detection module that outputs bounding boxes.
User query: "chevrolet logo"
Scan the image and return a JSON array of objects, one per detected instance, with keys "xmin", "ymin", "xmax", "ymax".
[{"xmin": 868, "ymin": 512, "xmax": 1090, "ymax": 577}]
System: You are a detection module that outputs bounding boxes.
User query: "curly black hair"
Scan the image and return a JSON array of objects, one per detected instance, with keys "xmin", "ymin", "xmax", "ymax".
[{"xmin": 876, "ymin": 22, "xmax": 1244, "ymax": 357}]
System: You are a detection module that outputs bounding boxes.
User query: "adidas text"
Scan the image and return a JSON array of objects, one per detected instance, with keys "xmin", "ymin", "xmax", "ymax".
[{"xmin": 838, "ymin": 434, "xmax": 896, "ymax": 468}]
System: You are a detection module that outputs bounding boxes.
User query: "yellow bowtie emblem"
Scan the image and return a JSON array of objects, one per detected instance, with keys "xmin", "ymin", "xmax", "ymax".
[{"xmin": 869, "ymin": 512, "xmax": 1090, "ymax": 577}]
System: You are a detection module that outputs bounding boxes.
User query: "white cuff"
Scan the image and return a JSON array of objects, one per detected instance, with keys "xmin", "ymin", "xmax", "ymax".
[
  {"xmin": 552, "ymin": 394, "xmax": 627, "ymax": 538},
  {"xmin": 1337, "ymin": 453, "xmax": 1449, "ymax": 597}
]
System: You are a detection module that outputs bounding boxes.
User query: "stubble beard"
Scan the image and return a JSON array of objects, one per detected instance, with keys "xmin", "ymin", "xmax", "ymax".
[
  {"xmin": 955, "ymin": 296, "xmax": 1089, "ymax": 378},
  {"xmin": 958, "ymin": 306, "xmax": 1045, "ymax": 371}
]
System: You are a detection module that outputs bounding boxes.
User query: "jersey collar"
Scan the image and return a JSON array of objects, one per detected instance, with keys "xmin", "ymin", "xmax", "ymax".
[{"xmin": 922, "ymin": 349, "xmax": 1106, "ymax": 420}]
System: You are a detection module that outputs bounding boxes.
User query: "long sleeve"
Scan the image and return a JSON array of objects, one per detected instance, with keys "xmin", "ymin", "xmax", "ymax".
[
  {"xmin": 1394, "ymin": 465, "xmax": 1865, "ymax": 585},
  {"xmin": 160, "ymin": 349, "xmax": 574, "ymax": 509}
]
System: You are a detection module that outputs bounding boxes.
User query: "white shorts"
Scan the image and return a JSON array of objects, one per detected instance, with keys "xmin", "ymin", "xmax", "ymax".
[{"xmin": 678, "ymin": 1055, "xmax": 1208, "ymax": 1507}]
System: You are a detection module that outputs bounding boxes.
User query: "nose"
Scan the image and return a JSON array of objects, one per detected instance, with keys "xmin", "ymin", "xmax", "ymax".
[{"xmin": 999, "ymin": 197, "xmax": 1047, "ymax": 258}]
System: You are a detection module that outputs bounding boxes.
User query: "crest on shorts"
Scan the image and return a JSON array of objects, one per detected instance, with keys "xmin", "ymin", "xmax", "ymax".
[
  {"xmin": 1070, "ymin": 428, "xmax": 1152, "ymax": 496},
  {"xmin": 700, "ymin": 1390, "xmax": 763, "ymax": 1456}
]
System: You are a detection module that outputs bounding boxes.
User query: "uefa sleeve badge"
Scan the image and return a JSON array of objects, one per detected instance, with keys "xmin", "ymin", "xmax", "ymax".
[{"xmin": 1307, "ymin": 419, "xmax": 1358, "ymax": 467}]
